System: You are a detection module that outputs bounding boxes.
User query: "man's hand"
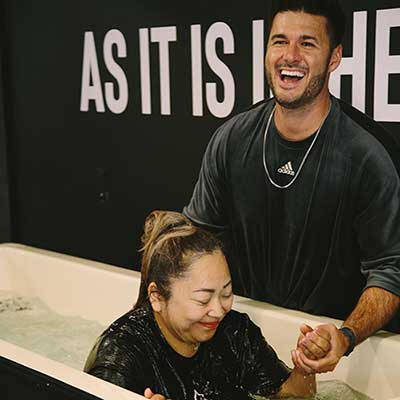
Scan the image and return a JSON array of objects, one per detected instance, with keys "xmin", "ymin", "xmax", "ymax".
[
  {"xmin": 293, "ymin": 324, "xmax": 349, "ymax": 374},
  {"xmin": 144, "ymin": 388, "xmax": 171, "ymax": 400},
  {"xmin": 293, "ymin": 288, "xmax": 399, "ymax": 374},
  {"xmin": 296, "ymin": 323, "xmax": 331, "ymax": 360}
]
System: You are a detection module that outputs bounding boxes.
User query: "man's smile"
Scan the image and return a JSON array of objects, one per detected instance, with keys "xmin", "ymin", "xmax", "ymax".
[
  {"xmin": 276, "ymin": 67, "xmax": 307, "ymax": 89},
  {"xmin": 280, "ymin": 69, "xmax": 306, "ymax": 80}
]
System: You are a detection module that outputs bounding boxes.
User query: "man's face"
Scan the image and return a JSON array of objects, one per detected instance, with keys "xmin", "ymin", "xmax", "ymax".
[{"xmin": 265, "ymin": 11, "xmax": 341, "ymax": 109}]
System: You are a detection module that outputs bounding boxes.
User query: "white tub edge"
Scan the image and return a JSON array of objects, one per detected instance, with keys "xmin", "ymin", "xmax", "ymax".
[{"xmin": 0, "ymin": 339, "xmax": 145, "ymax": 399}]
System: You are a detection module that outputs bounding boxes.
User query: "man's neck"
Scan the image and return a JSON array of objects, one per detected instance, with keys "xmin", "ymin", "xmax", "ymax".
[{"xmin": 274, "ymin": 95, "xmax": 331, "ymax": 141}]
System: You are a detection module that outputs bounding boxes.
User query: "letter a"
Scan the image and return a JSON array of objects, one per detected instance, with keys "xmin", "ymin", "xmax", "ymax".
[{"xmin": 80, "ymin": 31, "xmax": 105, "ymax": 112}]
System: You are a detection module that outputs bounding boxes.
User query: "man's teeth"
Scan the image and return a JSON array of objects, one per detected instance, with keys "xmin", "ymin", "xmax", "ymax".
[{"xmin": 281, "ymin": 70, "xmax": 305, "ymax": 78}]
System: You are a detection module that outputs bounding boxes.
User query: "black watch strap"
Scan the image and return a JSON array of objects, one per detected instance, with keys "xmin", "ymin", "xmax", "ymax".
[{"xmin": 339, "ymin": 327, "xmax": 356, "ymax": 356}]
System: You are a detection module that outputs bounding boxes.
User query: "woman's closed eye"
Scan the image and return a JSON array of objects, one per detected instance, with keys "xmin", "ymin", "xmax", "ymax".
[{"xmin": 193, "ymin": 297, "xmax": 211, "ymax": 305}]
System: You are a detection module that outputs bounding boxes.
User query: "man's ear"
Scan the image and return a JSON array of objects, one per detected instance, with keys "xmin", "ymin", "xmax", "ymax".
[
  {"xmin": 328, "ymin": 44, "xmax": 342, "ymax": 73},
  {"xmin": 148, "ymin": 282, "xmax": 164, "ymax": 312}
]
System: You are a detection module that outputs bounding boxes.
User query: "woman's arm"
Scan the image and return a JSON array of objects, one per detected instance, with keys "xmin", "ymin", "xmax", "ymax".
[
  {"xmin": 84, "ymin": 333, "xmax": 147, "ymax": 393},
  {"xmin": 278, "ymin": 366, "xmax": 316, "ymax": 398}
]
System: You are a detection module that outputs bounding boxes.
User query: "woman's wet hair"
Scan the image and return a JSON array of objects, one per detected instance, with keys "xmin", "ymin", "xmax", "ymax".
[
  {"xmin": 269, "ymin": 0, "xmax": 346, "ymax": 50},
  {"xmin": 134, "ymin": 210, "xmax": 223, "ymax": 310}
]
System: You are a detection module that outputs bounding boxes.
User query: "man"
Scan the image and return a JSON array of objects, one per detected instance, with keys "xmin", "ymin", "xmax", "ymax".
[{"xmin": 183, "ymin": 0, "xmax": 400, "ymax": 373}]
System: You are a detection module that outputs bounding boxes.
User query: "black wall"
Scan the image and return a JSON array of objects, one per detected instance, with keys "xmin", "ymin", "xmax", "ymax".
[
  {"xmin": 0, "ymin": 47, "xmax": 11, "ymax": 242},
  {"xmin": 1, "ymin": 0, "xmax": 399, "ymax": 269}
]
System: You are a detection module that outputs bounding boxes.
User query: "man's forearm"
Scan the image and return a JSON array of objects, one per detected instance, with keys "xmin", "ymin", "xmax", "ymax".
[
  {"xmin": 343, "ymin": 287, "xmax": 400, "ymax": 344},
  {"xmin": 292, "ymin": 287, "xmax": 399, "ymax": 374}
]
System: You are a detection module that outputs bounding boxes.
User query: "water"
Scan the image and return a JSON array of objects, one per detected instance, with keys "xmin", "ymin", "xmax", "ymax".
[
  {"xmin": 0, "ymin": 290, "xmax": 106, "ymax": 370},
  {"xmin": 250, "ymin": 380, "xmax": 373, "ymax": 400},
  {"xmin": 315, "ymin": 380, "xmax": 374, "ymax": 400},
  {"xmin": 0, "ymin": 292, "xmax": 374, "ymax": 399}
]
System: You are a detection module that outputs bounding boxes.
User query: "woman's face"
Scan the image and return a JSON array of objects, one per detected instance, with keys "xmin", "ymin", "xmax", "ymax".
[{"xmin": 151, "ymin": 250, "xmax": 233, "ymax": 356}]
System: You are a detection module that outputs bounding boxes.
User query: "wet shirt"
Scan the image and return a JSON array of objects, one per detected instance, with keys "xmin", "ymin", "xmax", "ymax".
[
  {"xmin": 84, "ymin": 306, "xmax": 290, "ymax": 399},
  {"xmin": 183, "ymin": 96, "xmax": 400, "ymax": 331}
]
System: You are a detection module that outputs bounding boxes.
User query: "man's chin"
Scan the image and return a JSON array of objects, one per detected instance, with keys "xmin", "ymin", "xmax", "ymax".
[
  {"xmin": 274, "ymin": 95, "xmax": 306, "ymax": 110},
  {"xmin": 273, "ymin": 88, "xmax": 324, "ymax": 110},
  {"xmin": 269, "ymin": 85, "xmax": 304, "ymax": 108},
  {"xmin": 270, "ymin": 72, "xmax": 329, "ymax": 110}
]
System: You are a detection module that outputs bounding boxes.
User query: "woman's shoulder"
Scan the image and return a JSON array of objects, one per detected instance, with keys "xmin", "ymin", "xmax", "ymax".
[
  {"xmin": 99, "ymin": 307, "xmax": 158, "ymax": 348},
  {"xmin": 84, "ymin": 307, "xmax": 159, "ymax": 392},
  {"xmin": 85, "ymin": 307, "xmax": 160, "ymax": 371},
  {"xmin": 222, "ymin": 309, "xmax": 252, "ymax": 324},
  {"xmin": 216, "ymin": 310, "xmax": 257, "ymax": 341},
  {"xmin": 206, "ymin": 310, "xmax": 269, "ymax": 366}
]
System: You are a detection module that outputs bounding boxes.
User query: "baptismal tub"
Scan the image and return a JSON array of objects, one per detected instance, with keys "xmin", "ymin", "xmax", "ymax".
[{"xmin": 0, "ymin": 243, "xmax": 399, "ymax": 400}]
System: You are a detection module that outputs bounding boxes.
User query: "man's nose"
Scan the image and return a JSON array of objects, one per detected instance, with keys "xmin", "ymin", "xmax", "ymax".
[{"xmin": 284, "ymin": 42, "xmax": 301, "ymax": 64}]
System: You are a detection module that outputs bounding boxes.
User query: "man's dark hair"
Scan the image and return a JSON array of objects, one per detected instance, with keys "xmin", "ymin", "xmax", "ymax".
[{"xmin": 269, "ymin": 0, "xmax": 346, "ymax": 49}]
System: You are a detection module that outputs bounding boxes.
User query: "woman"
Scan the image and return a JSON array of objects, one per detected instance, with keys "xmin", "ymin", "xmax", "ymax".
[{"xmin": 85, "ymin": 211, "xmax": 315, "ymax": 399}]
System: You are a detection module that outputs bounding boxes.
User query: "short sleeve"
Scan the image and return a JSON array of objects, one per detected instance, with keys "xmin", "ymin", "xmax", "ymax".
[
  {"xmin": 183, "ymin": 121, "xmax": 233, "ymax": 231},
  {"xmin": 84, "ymin": 332, "xmax": 147, "ymax": 394}
]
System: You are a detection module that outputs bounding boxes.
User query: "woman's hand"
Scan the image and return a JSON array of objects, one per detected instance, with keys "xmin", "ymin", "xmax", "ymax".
[{"xmin": 144, "ymin": 387, "xmax": 171, "ymax": 400}]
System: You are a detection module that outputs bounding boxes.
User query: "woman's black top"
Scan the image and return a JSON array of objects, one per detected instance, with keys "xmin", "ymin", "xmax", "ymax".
[{"xmin": 84, "ymin": 306, "xmax": 291, "ymax": 400}]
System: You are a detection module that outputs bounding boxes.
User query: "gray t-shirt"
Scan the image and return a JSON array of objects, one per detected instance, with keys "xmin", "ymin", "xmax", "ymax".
[{"xmin": 184, "ymin": 96, "xmax": 400, "ymax": 331}]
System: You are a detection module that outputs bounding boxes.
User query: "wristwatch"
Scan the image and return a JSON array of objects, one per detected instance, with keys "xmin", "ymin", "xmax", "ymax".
[{"xmin": 339, "ymin": 326, "xmax": 356, "ymax": 356}]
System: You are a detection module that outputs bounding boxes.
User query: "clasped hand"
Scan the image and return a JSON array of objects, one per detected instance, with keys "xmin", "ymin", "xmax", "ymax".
[{"xmin": 291, "ymin": 323, "xmax": 350, "ymax": 374}]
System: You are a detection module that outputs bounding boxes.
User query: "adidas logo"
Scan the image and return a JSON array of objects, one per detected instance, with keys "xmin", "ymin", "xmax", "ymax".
[{"xmin": 277, "ymin": 161, "xmax": 295, "ymax": 176}]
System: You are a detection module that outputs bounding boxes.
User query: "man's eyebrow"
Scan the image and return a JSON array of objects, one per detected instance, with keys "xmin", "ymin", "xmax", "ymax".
[
  {"xmin": 270, "ymin": 33, "xmax": 287, "ymax": 41},
  {"xmin": 301, "ymin": 35, "xmax": 318, "ymax": 42},
  {"xmin": 270, "ymin": 33, "xmax": 318, "ymax": 42},
  {"xmin": 193, "ymin": 280, "xmax": 232, "ymax": 293}
]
